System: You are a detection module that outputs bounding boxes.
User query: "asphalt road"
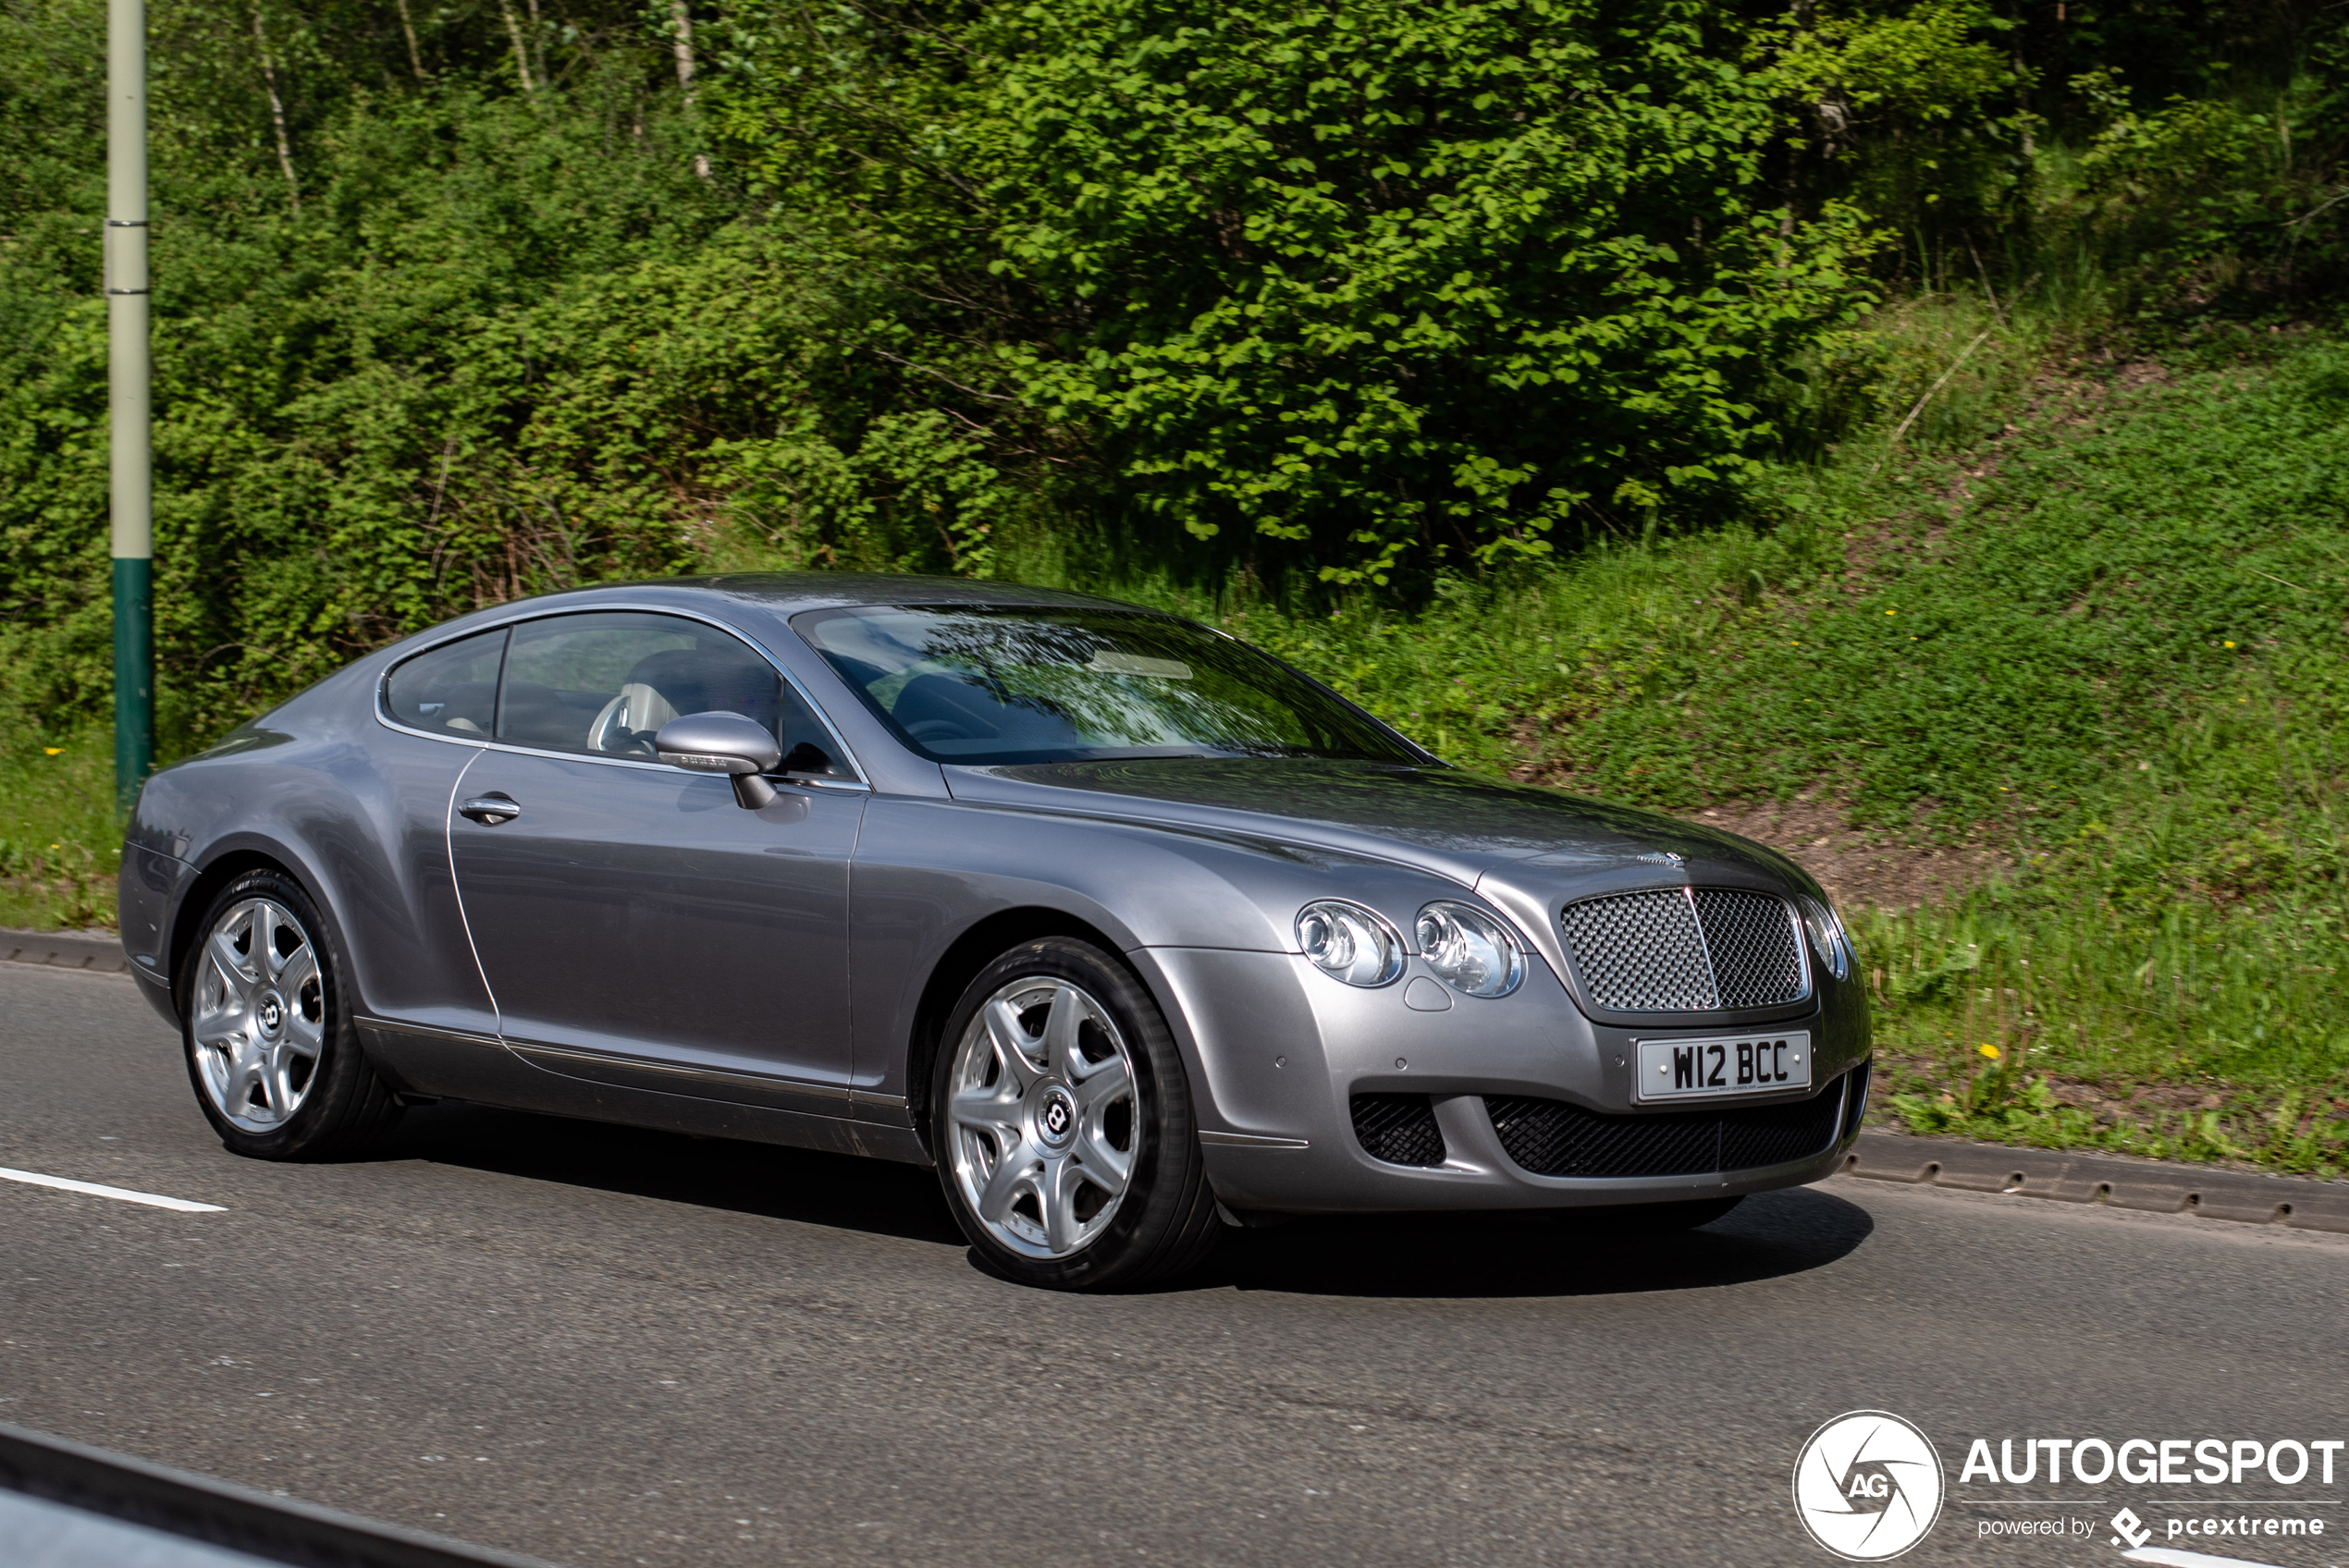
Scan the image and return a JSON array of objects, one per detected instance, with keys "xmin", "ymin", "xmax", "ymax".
[{"xmin": 1, "ymin": 961, "xmax": 2343, "ymax": 1568}]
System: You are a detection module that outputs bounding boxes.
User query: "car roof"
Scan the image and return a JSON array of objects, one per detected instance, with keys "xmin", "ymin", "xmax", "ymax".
[
  {"xmin": 565, "ymin": 572, "xmax": 1152, "ymax": 617},
  {"xmin": 359, "ymin": 573, "xmax": 1191, "ymax": 680}
]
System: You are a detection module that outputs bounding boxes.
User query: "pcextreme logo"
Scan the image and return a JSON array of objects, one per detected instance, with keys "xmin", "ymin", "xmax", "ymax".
[{"xmin": 1792, "ymin": 1411, "xmax": 1948, "ymax": 1562}]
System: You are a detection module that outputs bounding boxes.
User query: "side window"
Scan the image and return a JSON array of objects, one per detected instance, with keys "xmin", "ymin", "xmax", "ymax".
[
  {"xmin": 497, "ymin": 611, "xmax": 850, "ymax": 776},
  {"xmin": 383, "ymin": 629, "xmax": 508, "ymax": 737}
]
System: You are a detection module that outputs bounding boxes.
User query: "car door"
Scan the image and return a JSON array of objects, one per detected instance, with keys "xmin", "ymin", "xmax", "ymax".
[
  {"xmin": 447, "ymin": 609, "xmax": 867, "ymax": 1118},
  {"xmin": 351, "ymin": 626, "xmax": 518, "ymax": 1097}
]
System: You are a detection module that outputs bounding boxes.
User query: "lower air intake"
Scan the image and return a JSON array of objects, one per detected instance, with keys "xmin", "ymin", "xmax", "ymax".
[
  {"xmin": 1485, "ymin": 1079, "xmax": 1848, "ymax": 1179},
  {"xmin": 1350, "ymin": 1094, "xmax": 1446, "ymax": 1167},
  {"xmin": 1719, "ymin": 1088, "xmax": 1851, "ymax": 1171}
]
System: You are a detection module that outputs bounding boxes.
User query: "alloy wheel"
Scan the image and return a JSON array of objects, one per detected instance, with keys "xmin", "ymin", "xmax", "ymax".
[
  {"xmin": 191, "ymin": 897, "xmax": 326, "ymax": 1133},
  {"xmin": 945, "ymin": 977, "xmax": 1139, "ymax": 1259}
]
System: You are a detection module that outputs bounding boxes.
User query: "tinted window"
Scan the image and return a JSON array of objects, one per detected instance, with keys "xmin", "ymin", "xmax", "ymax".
[
  {"xmin": 383, "ymin": 629, "xmax": 508, "ymax": 737},
  {"xmin": 497, "ymin": 611, "xmax": 847, "ymax": 775},
  {"xmin": 793, "ymin": 605, "xmax": 1419, "ymax": 766}
]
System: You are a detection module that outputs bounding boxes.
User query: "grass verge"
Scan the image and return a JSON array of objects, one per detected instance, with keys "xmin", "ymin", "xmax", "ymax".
[{"xmin": 0, "ymin": 735, "xmax": 122, "ymax": 932}]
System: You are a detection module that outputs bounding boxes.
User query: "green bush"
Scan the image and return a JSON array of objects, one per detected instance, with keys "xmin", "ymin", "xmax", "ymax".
[{"xmin": 971, "ymin": 0, "xmax": 1877, "ymax": 584}]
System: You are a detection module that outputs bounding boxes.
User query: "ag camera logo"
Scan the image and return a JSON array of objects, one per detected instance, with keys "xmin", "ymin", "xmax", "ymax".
[{"xmin": 1793, "ymin": 1411, "xmax": 1946, "ymax": 1561}]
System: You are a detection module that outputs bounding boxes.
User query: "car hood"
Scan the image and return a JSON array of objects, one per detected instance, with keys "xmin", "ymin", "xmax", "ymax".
[{"xmin": 943, "ymin": 758, "xmax": 1815, "ymax": 896}]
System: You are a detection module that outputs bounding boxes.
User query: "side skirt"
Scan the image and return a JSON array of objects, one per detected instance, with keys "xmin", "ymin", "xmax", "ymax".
[{"xmin": 355, "ymin": 1017, "xmax": 931, "ymax": 1167}]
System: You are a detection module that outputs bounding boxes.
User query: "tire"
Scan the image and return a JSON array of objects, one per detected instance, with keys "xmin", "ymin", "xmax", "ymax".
[
  {"xmin": 929, "ymin": 937, "xmax": 1222, "ymax": 1291},
  {"xmin": 178, "ymin": 869, "xmax": 403, "ymax": 1160}
]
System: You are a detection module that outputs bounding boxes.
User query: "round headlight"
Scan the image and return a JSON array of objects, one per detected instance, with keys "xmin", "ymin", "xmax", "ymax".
[
  {"xmin": 1798, "ymin": 894, "xmax": 1853, "ymax": 982},
  {"xmin": 1414, "ymin": 901, "xmax": 1526, "ymax": 998},
  {"xmin": 1296, "ymin": 900, "xmax": 1404, "ymax": 986}
]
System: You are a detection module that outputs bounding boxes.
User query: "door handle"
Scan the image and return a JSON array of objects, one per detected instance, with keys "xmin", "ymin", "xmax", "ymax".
[{"xmin": 459, "ymin": 795, "xmax": 522, "ymax": 825}]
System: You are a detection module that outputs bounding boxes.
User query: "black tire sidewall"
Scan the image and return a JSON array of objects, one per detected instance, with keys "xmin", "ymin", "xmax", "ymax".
[
  {"xmin": 179, "ymin": 869, "xmax": 373, "ymax": 1160},
  {"xmin": 930, "ymin": 937, "xmax": 1207, "ymax": 1291}
]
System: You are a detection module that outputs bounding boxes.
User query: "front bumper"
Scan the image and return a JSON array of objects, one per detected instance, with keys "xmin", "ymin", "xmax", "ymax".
[{"xmin": 1143, "ymin": 947, "xmax": 1872, "ymax": 1216}]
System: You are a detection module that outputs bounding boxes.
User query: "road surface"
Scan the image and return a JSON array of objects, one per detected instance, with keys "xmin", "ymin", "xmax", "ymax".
[{"xmin": 1, "ymin": 961, "xmax": 2342, "ymax": 1566}]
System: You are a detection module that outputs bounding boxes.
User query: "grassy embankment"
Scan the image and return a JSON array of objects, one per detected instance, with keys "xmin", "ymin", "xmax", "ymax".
[
  {"xmin": 0, "ymin": 742, "xmax": 117, "ymax": 931},
  {"xmin": 10, "ymin": 319, "xmax": 2349, "ymax": 1170},
  {"xmin": 1228, "ymin": 325, "xmax": 2349, "ymax": 1175}
]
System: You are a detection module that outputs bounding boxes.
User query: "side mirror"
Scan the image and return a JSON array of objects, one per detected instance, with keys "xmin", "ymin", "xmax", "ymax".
[{"xmin": 654, "ymin": 711, "xmax": 782, "ymax": 809}]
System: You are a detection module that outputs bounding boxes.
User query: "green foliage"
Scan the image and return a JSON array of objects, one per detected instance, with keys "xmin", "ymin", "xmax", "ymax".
[
  {"xmin": 6, "ymin": 0, "xmax": 2349, "ymax": 750},
  {"xmin": 1773, "ymin": 0, "xmax": 2012, "ymax": 125},
  {"xmin": 0, "ymin": 37, "xmax": 1015, "ymax": 743},
  {"xmin": 2070, "ymin": 92, "xmax": 2281, "ymax": 274},
  {"xmin": 1863, "ymin": 890, "xmax": 2349, "ymax": 1176},
  {"xmin": 8, "ymin": 0, "xmax": 2349, "ymax": 1182},
  {"xmin": 1767, "ymin": 0, "xmax": 2024, "ymax": 241},
  {"xmin": 1224, "ymin": 333, "xmax": 2349, "ymax": 851},
  {"xmin": 973, "ymin": 0, "xmax": 1877, "ymax": 584},
  {"xmin": 1740, "ymin": 0, "xmax": 2349, "ymax": 312}
]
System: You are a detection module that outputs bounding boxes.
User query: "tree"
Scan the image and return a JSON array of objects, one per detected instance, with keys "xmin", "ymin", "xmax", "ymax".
[{"xmin": 972, "ymin": 0, "xmax": 1876, "ymax": 582}]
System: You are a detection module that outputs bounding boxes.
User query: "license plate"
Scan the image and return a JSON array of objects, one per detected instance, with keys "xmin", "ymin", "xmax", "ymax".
[{"xmin": 1634, "ymin": 1032, "xmax": 1812, "ymax": 1103}]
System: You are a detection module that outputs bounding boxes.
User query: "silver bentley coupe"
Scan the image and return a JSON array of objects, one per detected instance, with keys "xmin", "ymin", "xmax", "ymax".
[{"xmin": 120, "ymin": 574, "xmax": 1872, "ymax": 1290}]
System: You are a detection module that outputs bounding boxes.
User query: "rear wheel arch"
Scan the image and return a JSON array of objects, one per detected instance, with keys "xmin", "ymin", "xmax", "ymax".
[
  {"xmin": 169, "ymin": 847, "xmax": 345, "ymax": 1017},
  {"xmin": 178, "ymin": 864, "xmax": 404, "ymax": 1159}
]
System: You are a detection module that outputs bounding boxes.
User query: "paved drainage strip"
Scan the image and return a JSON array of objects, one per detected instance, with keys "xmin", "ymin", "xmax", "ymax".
[
  {"xmin": 1844, "ymin": 1130, "xmax": 2349, "ymax": 1235},
  {"xmin": 0, "ymin": 927, "xmax": 129, "ymax": 974}
]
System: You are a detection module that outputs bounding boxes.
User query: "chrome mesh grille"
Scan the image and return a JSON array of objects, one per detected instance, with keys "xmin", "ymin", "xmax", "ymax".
[
  {"xmin": 1691, "ymin": 888, "xmax": 1807, "ymax": 1009},
  {"xmin": 1350, "ymin": 1094, "xmax": 1446, "ymax": 1167},
  {"xmin": 1560, "ymin": 887, "xmax": 1804, "ymax": 1012},
  {"xmin": 1559, "ymin": 890, "xmax": 1716, "ymax": 1011},
  {"xmin": 1485, "ymin": 1079, "xmax": 1848, "ymax": 1178}
]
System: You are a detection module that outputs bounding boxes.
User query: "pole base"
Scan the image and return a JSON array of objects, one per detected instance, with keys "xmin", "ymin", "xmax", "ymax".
[{"xmin": 112, "ymin": 554, "xmax": 154, "ymax": 815}]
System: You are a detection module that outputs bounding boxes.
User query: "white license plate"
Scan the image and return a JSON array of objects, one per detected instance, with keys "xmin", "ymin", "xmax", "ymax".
[{"xmin": 1634, "ymin": 1032, "xmax": 1812, "ymax": 1103}]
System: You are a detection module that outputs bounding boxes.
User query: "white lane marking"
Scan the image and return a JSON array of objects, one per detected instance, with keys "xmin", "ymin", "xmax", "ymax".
[{"xmin": 0, "ymin": 1166, "xmax": 226, "ymax": 1212}]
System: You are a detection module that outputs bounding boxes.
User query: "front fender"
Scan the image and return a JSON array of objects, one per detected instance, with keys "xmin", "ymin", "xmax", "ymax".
[{"xmin": 845, "ymin": 796, "xmax": 1495, "ymax": 1105}]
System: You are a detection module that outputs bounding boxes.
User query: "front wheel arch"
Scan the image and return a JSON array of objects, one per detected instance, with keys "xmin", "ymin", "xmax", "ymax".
[
  {"xmin": 929, "ymin": 935, "xmax": 1221, "ymax": 1289},
  {"xmin": 905, "ymin": 906, "xmax": 1129, "ymax": 1158}
]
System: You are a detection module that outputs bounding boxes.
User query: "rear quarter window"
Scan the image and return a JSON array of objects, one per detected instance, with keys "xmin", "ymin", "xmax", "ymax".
[{"xmin": 382, "ymin": 629, "xmax": 509, "ymax": 737}]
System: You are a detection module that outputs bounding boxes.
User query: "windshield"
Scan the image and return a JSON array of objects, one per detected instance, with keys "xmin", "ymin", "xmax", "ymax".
[{"xmin": 793, "ymin": 605, "xmax": 1422, "ymax": 766}]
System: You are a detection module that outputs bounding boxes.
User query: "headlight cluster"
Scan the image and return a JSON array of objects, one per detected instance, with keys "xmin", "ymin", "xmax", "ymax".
[
  {"xmin": 1295, "ymin": 901, "xmax": 1405, "ymax": 987},
  {"xmin": 1296, "ymin": 899, "xmax": 1525, "ymax": 998},
  {"xmin": 1798, "ymin": 894, "xmax": 1854, "ymax": 982},
  {"xmin": 1414, "ymin": 902, "xmax": 1525, "ymax": 998}
]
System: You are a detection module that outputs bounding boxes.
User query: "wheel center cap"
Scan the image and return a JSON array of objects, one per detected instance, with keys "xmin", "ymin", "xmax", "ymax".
[
  {"xmin": 258, "ymin": 995, "xmax": 284, "ymax": 1035},
  {"xmin": 1036, "ymin": 1084, "xmax": 1078, "ymax": 1149}
]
